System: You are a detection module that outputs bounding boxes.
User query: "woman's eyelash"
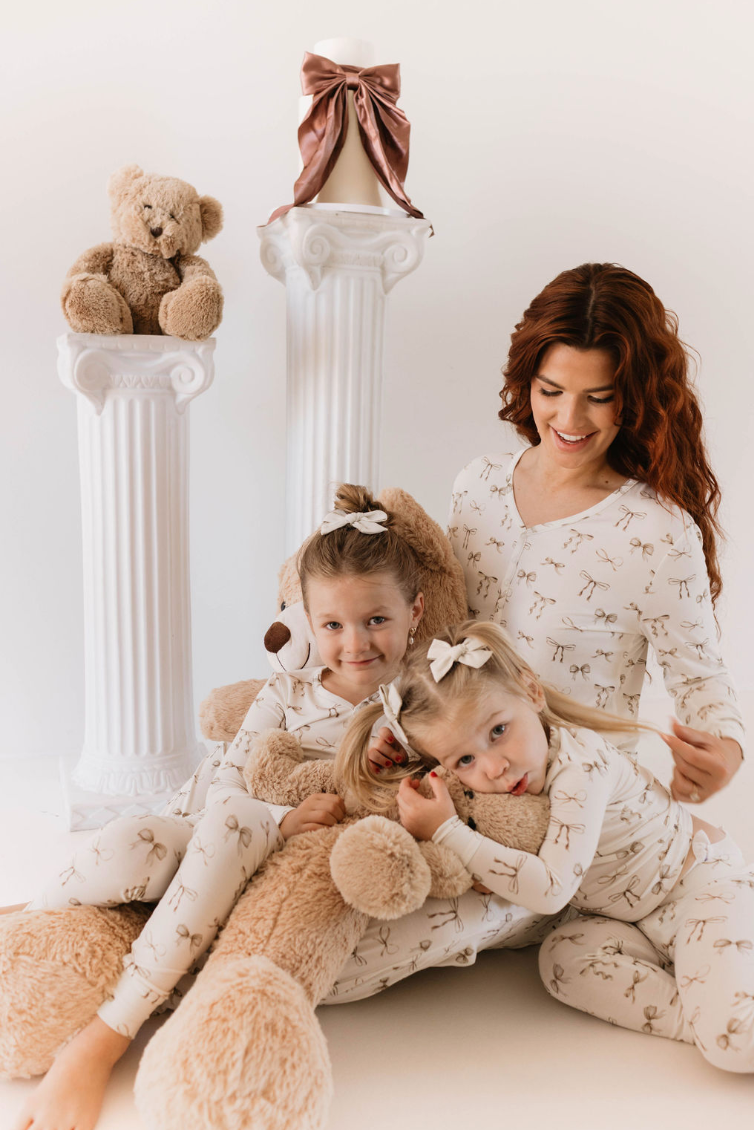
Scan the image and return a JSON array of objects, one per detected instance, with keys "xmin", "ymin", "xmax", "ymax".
[{"xmin": 538, "ymin": 388, "xmax": 614, "ymax": 404}]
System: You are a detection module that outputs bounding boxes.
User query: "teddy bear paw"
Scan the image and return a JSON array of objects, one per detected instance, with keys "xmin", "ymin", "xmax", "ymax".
[
  {"xmin": 62, "ymin": 273, "xmax": 133, "ymax": 335},
  {"xmin": 159, "ymin": 277, "xmax": 223, "ymax": 342},
  {"xmin": 330, "ymin": 816, "xmax": 432, "ymax": 919}
]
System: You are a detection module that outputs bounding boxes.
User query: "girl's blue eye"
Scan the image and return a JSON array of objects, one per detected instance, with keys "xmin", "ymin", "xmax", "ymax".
[
  {"xmin": 457, "ymin": 754, "xmax": 474, "ymax": 767},
  {"xmin": 370, "ymin": 616, "xmax": 387, "ymax": 625},
  {"xmin": 325, "ymin": 621, "xmax": 341, "ymax": 630},
  {"xmin": 491, "ymin": 724, "xmax": 506, "ymax": 739}
]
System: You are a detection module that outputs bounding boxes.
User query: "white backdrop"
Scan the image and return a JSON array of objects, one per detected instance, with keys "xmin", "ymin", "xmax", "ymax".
[{"xmin": 2, "ymin": 0, "xmax": 752, "ymax": 763}]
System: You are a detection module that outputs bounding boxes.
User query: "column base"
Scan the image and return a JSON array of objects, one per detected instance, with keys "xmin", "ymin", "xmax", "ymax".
[{"xmin": 59, "ymin": 752, "xmax": 204, "ymax": 832}]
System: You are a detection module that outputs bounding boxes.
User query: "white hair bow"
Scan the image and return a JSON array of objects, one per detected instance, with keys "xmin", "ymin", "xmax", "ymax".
[
  {"xmin": 320, "ymin": 509, "xmax": 388, "ymax": 535},
  {"xmin": 427, "ymin": 637, "xmax": 493, "ymax": 683},
  {"xmin": 377, "ymin": 682, "xmax": 414, "ymax": 754}
]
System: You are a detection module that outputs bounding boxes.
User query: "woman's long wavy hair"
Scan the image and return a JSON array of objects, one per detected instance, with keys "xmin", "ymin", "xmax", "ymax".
[
  {"xmin": 498, "ymin": 263, "xmax": 723, "ymax": 603},
  {"xmin": 336, "ymin": 621, "xmax": 655, "ymax": 813}
]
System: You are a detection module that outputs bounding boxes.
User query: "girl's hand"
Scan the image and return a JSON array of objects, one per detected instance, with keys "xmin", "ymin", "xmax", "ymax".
[
  {"xmin": 368, "ymin": 726, "xmax": 408, "ymax": 773},
  {"xmin": 662, "ymin": 720, "xmax": 743, "ymax": 804},
  {"xmin": 397, "ymin": 774, "xmax": 456, "ymax": 841},
  {"xmin": 279, "ymin": 793, "xmax": 345, "ymax": 840}
]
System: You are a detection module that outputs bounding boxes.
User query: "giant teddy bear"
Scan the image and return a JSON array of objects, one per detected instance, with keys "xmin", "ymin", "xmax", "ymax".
[
  {"xmin": 61, "ymin": 164, "xmax": 224, "ymax": 341},
  {"xmin": 0, "ymin": 489, "xmax": 550, "ymax": 1130}
]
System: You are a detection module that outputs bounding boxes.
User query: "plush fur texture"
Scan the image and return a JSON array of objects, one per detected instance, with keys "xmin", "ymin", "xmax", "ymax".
[
  {"xmin": 132, "ymin": 730, "xmax": 549, "ymax": 1129},
  {"xmin": 0, "ymin": 489, "xmax": 550, "ymax": 1128},
  {"xmin": 0, "ymin": 905, "xmax": 148, "ymax": 1079},
  {"xmin": 61, "ymin": 164, "xmax": 223, "ymax": 341},
  {"xmin": 199, "ymin": 486, "xmax": 470, "ymax": 742}
]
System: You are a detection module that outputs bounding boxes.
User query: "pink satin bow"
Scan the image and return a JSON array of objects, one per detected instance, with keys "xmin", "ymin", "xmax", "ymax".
[{"xmin": 268, "ymin": 52, "xmax": 425, "ymax": 223}]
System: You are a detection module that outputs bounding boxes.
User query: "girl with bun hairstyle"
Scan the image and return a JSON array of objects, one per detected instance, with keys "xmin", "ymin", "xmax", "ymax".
[{"xmin": 13, "ymin": 483, "xmax": 427, "ymax": 1130}]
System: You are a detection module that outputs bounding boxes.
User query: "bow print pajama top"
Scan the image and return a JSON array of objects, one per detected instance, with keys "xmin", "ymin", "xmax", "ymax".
[{"xmin": 448, "ymin": 450, "xmax": 745, "ymax": 752}]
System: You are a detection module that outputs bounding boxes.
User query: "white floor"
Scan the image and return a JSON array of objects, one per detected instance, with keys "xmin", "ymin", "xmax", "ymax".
[{"xmin": 1, "ymin": 749, "xmax": 753, "ymax": 1130}]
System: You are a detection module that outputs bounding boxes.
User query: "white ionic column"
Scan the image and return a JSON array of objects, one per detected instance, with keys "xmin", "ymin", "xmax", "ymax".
[
  {"xmin": 258, "ymin": 205, "xmax": 431, "ymax": 551},
  {"xmin": 58, "ymin": 332, "xmax": 214, "ymax": 830}
]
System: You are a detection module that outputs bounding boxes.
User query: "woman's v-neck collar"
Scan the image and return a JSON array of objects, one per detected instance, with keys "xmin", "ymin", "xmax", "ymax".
[{"xmin": 507, "ymin": 448, "xmax": 637, "ymax": 532}]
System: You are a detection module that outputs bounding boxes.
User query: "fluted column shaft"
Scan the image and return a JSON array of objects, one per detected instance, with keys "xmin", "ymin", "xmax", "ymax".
[
  {"xmin": 258, "ymin": 206, "xmax": 431, "ymax": 550},
  {"xmin": 58, "ymin": 332, "xmax": 213, "ymax": 827}
]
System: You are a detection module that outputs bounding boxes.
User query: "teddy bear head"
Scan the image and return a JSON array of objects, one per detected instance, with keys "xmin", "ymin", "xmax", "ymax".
[
  {"xmin": 262, "ymin": 488, "xmax": 469, "ymax": 674},
  {"xmin": 107, "ymin": 164, "xmax": 224, "ymax": 261}
]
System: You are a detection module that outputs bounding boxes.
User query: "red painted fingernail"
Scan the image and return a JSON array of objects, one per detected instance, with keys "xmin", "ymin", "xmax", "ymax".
[
  {"xmin": 386, "ymin": 734, "xmax": 394, "ymax": 744},
  {"xmin": 373, "ymin": 766, "xmax": 382, "ymax": 774},
  {"xmin": 430, "ymin": 771, "xmax": 437, "ymax": 778}
]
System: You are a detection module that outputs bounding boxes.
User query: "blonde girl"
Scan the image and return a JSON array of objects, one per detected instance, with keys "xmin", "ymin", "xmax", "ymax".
[
  {"xmin": 336, "ymin": 621, "xmax": 754, "ymax": 1073},
  {"xmin": 13, "ymin": 484, "xmax": 424, "ymax": 1130}
]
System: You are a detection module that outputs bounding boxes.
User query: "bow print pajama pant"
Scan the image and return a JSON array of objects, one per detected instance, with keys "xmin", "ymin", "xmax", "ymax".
[
  {"xmin": 538, "ymin": 833, "xmax": 754, "ymax": 1072},
  {"xmin": 27, "ymin": 793, "xmax": 283, "ymax": 1037}
]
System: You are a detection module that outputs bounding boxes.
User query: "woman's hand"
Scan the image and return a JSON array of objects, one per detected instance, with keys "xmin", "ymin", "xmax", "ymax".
[
  {"xmin": 368, "ymin": 726, "xmax": 408, "ymax": 773},
  {"xmin": 661, "ymin": 720, "xmax": 743, "ymax": 803},
  {"xmin": 397, "ymin": 774, "xmax": 456, "ymax": 841},
  {"xmin": 279, "ymin": 793, "xmax": 345, "ymax": 840}
]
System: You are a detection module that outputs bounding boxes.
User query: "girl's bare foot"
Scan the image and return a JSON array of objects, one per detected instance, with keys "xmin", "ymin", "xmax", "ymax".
[
  {"xmin": 12, "ymin": 1016, "xmax": 131, "ymax": 1130},
  {"xmin": 0, "ymin": 902, "xmax": 28, "ymax": 915}
]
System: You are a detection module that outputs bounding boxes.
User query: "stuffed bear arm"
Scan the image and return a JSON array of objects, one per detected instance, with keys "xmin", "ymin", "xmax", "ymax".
[
  {"xmin": 65, "ymin": 242, "xmax": 115, "ymax": 280},
  {"xmin": 244, "ymin": 729, "xmax": 550, "ymax": 858},
  {"xmin": 243, "ymin": 729, "xmax": 340, "ymax": 806},
  {"xmin": 175, "ymin": 253, "xmax": 218, "ymax": 283}
]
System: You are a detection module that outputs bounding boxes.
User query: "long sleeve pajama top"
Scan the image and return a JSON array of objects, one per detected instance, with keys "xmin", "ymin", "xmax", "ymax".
[
  {"xmin": 448, "ymin": 450, "xmax": 744, "ymax": 752},
  {"xmin": 433, "ymin": 725, "xmax": 694, "ymax": 919},
  {"xmin": 165, "ymin": 668, "xmax": 377, "ymax": 823}
]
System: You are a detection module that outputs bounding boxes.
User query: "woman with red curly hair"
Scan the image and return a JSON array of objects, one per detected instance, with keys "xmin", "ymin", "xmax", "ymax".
[{"xmin": 447, "ymin": 262, "xmax": 743, "ymax": 802}]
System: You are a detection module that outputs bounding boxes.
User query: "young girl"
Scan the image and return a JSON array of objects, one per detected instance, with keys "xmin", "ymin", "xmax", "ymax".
[
  {"xmin": 12, "ymin": 483, "xmax": 424, "ymax": 1130},
  {"xmin": 337, "ymin": 620, "xmax": 754, "ymax": 1073}
]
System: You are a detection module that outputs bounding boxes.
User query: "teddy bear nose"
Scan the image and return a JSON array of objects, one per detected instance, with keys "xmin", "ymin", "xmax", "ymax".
[
  {"xmin": 150, "ymin": 226, "xmax": 163, "ymax": 238},
  {"xmin": 264, "ymin": 622, "xmax": 291, "ymax": 654}
]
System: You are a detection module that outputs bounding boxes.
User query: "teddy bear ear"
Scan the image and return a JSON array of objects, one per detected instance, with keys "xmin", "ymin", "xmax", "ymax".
[
  {"xmin": 107, "ymin": 165, "xmax": 144, "ymax": 199},
  {"xmin": 198, "ymin": 196, "xmax": 224, "ymax": 241}
]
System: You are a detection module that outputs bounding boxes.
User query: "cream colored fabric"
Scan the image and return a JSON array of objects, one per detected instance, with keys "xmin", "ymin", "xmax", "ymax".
[
  {"xmin": 449, "ymin": 451, "xmax": 745, "ymax": 752},
  {"xmin": 539, "ymin": 837, "xmax": 754, "ymax": 1072}
]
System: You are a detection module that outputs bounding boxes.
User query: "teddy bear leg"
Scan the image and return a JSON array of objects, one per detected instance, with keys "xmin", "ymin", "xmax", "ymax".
[
  {"xmin": 61, "ymin": 273, "xmax": 134, "ymax": 335},
  {"xmin": 158, "ymin": 277, "xmax": 223, "ymax": 341},
  {"xmin": 134, "ymin": 828, "xmax": 368, "ymax": 1130},
  {"xmin": 135, "ymin": 954, "xmax": 332, "ymax": 1130},
  {"xmin": 0, "ymin": 904, "xmax": 149, "ymax": 1078}
]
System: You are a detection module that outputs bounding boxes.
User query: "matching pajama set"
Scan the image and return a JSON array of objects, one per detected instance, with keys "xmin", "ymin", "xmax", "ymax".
[
  {"xmin": 433, "ymin": 724, "xmax": 754, "ymax": 1070},
  {"xmin": 28, "ymin": 450, "xmax": 749, "ymax": 1045},
  {"xmin": 28, "ymin": 670, "xmax": 372, "ymax": 1036},
  {"xmin": 30, "ymin": 668, "xmax": 554, "ymax": 1033},
  {"xmin": 448, "ymin": 451, "xmax": 751, "ymax": 1066}
]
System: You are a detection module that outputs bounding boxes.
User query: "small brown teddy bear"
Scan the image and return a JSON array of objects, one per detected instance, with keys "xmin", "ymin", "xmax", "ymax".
[{"xmin": 61, "ymin": 164, "xmax": 224, "ymax": 341}]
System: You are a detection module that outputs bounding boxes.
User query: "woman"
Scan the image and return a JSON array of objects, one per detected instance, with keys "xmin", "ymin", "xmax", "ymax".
[{"xmin": 448, "ymin": 262, "xmax": 743, "ymax": 802}]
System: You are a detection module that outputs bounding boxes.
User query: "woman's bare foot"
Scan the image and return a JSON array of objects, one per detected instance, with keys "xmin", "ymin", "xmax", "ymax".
[
  {"xmin": 12, "ymin": 1016, "xmax": 131, "ymax": 1130},
  {"xmin": 0, "ymin": 902, "xmax": 28, "ymax": 915}
]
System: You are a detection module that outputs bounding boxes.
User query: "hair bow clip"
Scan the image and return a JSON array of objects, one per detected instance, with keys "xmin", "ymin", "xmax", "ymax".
[
  {"xmin": 320, "ymin": 509, "xmax": 389, "ymax": 535},
  {"xmin": 427, "ymin": 637, "xmax": 493, "ymax": 683},
  {"xmin": 376, "ymin": 681, "xmax": 415, "ymax": 756}
]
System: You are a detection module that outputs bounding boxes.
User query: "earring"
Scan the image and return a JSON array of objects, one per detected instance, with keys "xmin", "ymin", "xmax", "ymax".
[{"xmin": 408, "ymin": 626, "xmax": 417, "ymax": 646}]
